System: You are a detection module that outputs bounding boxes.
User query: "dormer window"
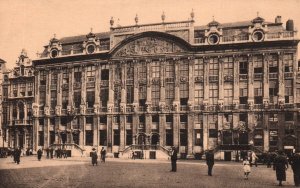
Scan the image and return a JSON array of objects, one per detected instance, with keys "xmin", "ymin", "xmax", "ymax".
[
  {"xmin": 252, "ymin": 30, "xmax": 264, "ymax": 42},
  {"xmin": 50, "ymin": 49, "xmax": 58, "ymax": 58},
  {"xmin": 86, "ymin": 44, "xmax": 96, "ymax": 54},
  {"xmin": 208, "ymin": 33, "xmax": 220, "ymax": 45}
]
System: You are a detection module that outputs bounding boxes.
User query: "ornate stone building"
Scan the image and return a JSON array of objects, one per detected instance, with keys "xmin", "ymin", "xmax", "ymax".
[
  {"xmin": 0, "ymin": 58, "xmax": 8, "ymax": 148},
  {"xmin": 2, "ymin": 50, "xmax": 35, "ymax": 150},
  {"xmin": 30, "ymin": 13, "xmax": 299, "ymax": 159}
]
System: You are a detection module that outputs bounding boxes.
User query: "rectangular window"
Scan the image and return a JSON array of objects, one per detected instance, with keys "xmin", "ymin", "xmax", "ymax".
[
  {"xmin": 73, "ymin": 92, "xmax": 81, "ymax": 108},
  {"xmin": 269, "ymin": 130, "xmax": 278, "ymax": 147},
  {"xmin": 284, "ymin": 54, "xmax": 293, "ymax": 72},
  {"xmin": 269, "ymin": 54, "xmax": 278, "ymax": 73},
  {"xmin": 165, "ymin": 62, "xmax": 175, "ymax": 78},
  {"xmin": 85, "ymin": 131, "xmax": 93, "ymax": 146},
  {"xmin": 101, "ymin": 69, "xmax": 109, "ymax": 80},
  {"xmin": 126, "ymin": 86, "xmax": 134, "ymax": 103},
  {"xmin": 194, "ymin": 59, "xmax": 204, "ymax": 76},
  {"xmin": 40, "ymin": 71, "xmax": 47, "ymax": 85},
  {"xmin": 86, "ymin": 65, "xmax": 95, "ymax": 82},
  {"xmin": 139, "ymin": 85, "xmax": 147, "ymax": 100},
  {"xmin": 166, "ymin": 115, "xmax": 173, "ymax": 123},
  {"xmin": 62, "ymin": 90, "xmax": 68, "ymax": 109},
  {"xmin": 100, "ymin": 88, "xmax": 109, "ymax": 107},
  {"xmin": 126, "ymin": 63, "xmax": 134, "ymax": 79},
  {"xmin": 195, "ymin": 84, "xmax": 204, "ymax": 105},
  {"xmin": 86, "ymin": 117, "xmax": 93, "ymax": 124},
  {"xmin": 224, "ymin": 83, "xmax": 233, "ymax": 105},
  {"xmin": 209, "ymin": 129, "xmax": 218, "ymax": 138},
  {"xmin": 113, "ymin": 130, "xmax": 120, "ymax": 146},
  {"xmin": 180, "ymin": 129, "xmax": 187, "ymax": 146},
  {"xmin": 74, "ymin": 67, "xmax": 82, "ymax": 83},
  {"xmin": 194, "ymin": 129, "xmax": 203, "ymax": 146},
  {"xmin": 239, "ymin": 56, "xmax": 248, "ymax": 74},
  {"xmin": 100, "ymin": 116, "xmax": 107, "ymax": 124},
  {"xmin": 223, "ymin": 57, "xmax": 233, "ymax": 75},
  {"xmin": 114, "ymin": 86, "xmax": 121, "ymax": 106},
  {"xmin": 166, "ymin": 129, "xmax": 173, "ymax": 146},
  {"xmin": 180, "ymin": 83, "xmax": 189, "ymax": 99},
  {"xmin": 99, "ymin": 130, "xmax": 107, "ymax": 145},
  {"xmin": 285, "ymin": 112, "xmax": 293, "ymax": 121},
  {"xmin": 86, "ymin": 91, "xmax": 95, "ymax": 108},
  {"xmin": 151, "ymin": 85, "xmax": 160, "ymax": 106},
  {"xmin": 62, "ymin": 69, "xmax": 69, "ymax": 84},
  {"xmin": 209, "ymin": 83, "xmax": 218, "ymax": 105},
  {"xmin": 179, "ymin": 62, "xmax": 189, "ymax": 77},
  {"xmin": 51, "ymin": 90, "xmax": 57, "ymax": 109},
  {"xmin": 138, "ymin": 62, "xmax": 147, "ymax": 78},
  {"xmin": 209, "ymin": 58, "xmax": 219, "ymax": 75},
  {"xmin": 114, "ymin": 65, "xmax": 121, "ymax": 80},
  {"xmin": 38, "ymin": 131, "xmax": 44, "ymax": 146},
  {"xmin": 253, "ymin": 55, "xmax": 263, "ymax": 74},
  {"xmin": 126, "ymin": 130, "xmax": 132, "ymax": 145},
  {"xmin": 51, "ymin": 73, "xmax": 58, "ymax": 85},
  {"xmin": 151, "ymin": 62, "xmax": 160, "ymax": 78},
  {"xmin": 165, "ymin": 83, "xmax": 175, "ymax": 105}
]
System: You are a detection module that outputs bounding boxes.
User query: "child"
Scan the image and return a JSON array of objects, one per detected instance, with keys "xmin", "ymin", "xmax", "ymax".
[{"xmin": 243, "ymin": 157, "xmax": 251, "ymax": 180}]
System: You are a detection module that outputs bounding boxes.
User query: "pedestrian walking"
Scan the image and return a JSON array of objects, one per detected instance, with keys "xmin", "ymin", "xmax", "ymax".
[
  {"xmin": 250, "ymin": 151, "xmax": 258, "ymax": 167},
  {"xmin": 15, "ymin": 148, "xmax": 21, "ymax": 164},
  {"xmin": 50, "ymin": 148, "xmax": 54, "ymax": 159},
  {"xmin": 91, "ymin": 148, "xmax": 98, "ymax": 166},
  {"xmin": 205, "ymin": 149, "xmax": 215, "ymax": 176},
  {"xmin": 37, "ymin": 148, "xmax": 43, "ymax": 161},
  {"xmin": 132, "ymin": 151, "xmax": 135, "ymax": 160},
  {"xmin": 289, "ymin": 151, "xmax": 300, "ymax": 187},
  {"xmin": 100, "ymin": 147, "xmax": 106, "ymax": 163},
  {"xmin": 46, "ymin": 148, "xmax": 49, "ymax": 159},
  {"xmin": 170, "ymin": 146, "xmax": 177, "ymax": 172},
  {"xmin": 266, "ymin": 152, "xmax": 272, "ymax": 168},
  {"xmin": 243, "ymin": 157, "xmax": 251, "ymax": 180},
  {"xmin": 273, "ymin": 150, "xmax": 288, "ymax": 186}
]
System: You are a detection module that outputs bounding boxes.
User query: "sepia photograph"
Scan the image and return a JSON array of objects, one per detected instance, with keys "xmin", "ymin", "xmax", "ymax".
[{"xmin": 0, "ymin": 0, "xmax": 300, "ymax": 187}]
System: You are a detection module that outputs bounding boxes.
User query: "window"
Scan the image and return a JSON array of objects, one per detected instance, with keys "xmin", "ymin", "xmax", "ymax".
[
  {"xmin": 239, "ymin": 83, "xmax": 248, "ymax": 104},
  {"xmin": 73, "ymin": 92, "xmax": 81, "ymax": 108},
  {"xmin": 285, "ymin": 80, "xmax": 293, "ymax": 103},
  {"xmin": 224, "ymin": 84, "xmax": 233, "ymax": 105},
  {"xmin": 62, "ymin": 90, "xmax": 68, "ymax": 109},
  {"xmin": 269, "ymin": 54, "xmax": 278, "ymax": 73},
  {"xmin": 166, "ymin": 62, "xmax": 175, "ymax": 78},
  {"xmin": 152, "ymin": 115, "xmax": 159, "ymax": 123},
  {"xmin": 85, "ymin": 131, "xmax": 93, "ymax": 146},
  {"xmin": 86, "ymin": 65, "xmax": 95, "ymax": 82},
  {"xmin": 126, "ymin": 130, "xmax": 132, "ymax": 145},
  {"xmin": 253, "ymin": 129, "xmax": 263, "ymax": 146},
  {"xmin": 62, "ymin": 69, "xmax": 69, "ymax": 84},
  {"xmin": 166, "ymin": 115, "xmax": 173, "ymax": 123},
  {"xmin": 151, "ymin": 85, "xmax": 160, "ymax": 106},
  {"xmin": 126, "ymin": 116, "xmax": 132, "ymax": 123},
  {"xmin": 13, "ymin": 84, "xmax": 18, "ymax": 97},
  {"xmin": 194, "ymin": 129, "xmax": 203, "ymax": 146},
  {"xmin": 194, "ymin": 59, "xmax": 204, "ymax": 76},
  {"xmin": 195, "ymin": 84, "xmax": 204, "ymax": 105},
  {"xmin": 223, "ymin": 57, "xmax": 233, "ymax": 75},
  {"xmin": 20, "ymin": 83, "xmax": 26, "ymax": 96},
  {"xmin": 86, "ymin": 91, "xmax": 95, "ymax": 108},
  {"xmin": 40, "ymin": 71, "xmax": 46, "ymax": 85},
  {"xmin": 209, "ymin": 83, "xmax": 218, "ymax": 105},
  {"xmin": 99, "ymin": 130, "xmax": 107, "ymax": 145},
  {"xmin": 180, "ymin": 83, "xmax": 189, "ymax": 99},
  {"xmin": 179, "ymin": 62, "xmax": 189, "ymax": 77},
  {"xmin": 284, "ymin": 54, "xmax": 293, "ymax": 72},
  {"xmin": 166, "ymin": 83, "xmax": 175, "ymax": 105},
  {"xmin": 253, "ymin": 55, "xmax": 263, "ymax": 74},
  {"xmin": 74, "ymin": 67, "xmax": 82, "ymax": 82},
  {"xmin": 285, "ymin": 112, "xmax": 293, "ymax": 121},
  {"xmin": 239, "ymin": 56, "xmax": 248, "ymax": 74},
  {"xmin": 86, "ymin": 117, "xmax": 93, "ymax": 124},
  {"xmin": 100, "ymin": 116, "xmax": 107, "ymax": 124},
  {"xmin": 126, "ymin": 86, "xmax": 134, "ymax": 103},
  {"xmin": 166, "ymin": 129, "xmax": 173, "ymax": 146},
  {"xmin": 114, "ymin": 65, "xmax": 121, "ymax": 80},
  {"xmin": 39, "ymin": 91, "xmax": 46, "ymax": 105},
  {"xmin": 28, "ymin": 83, "xmax": 33, "ymax": 96},
  {"xmin": 114, "ymin": 86, "xmax": 121, "ymax": 106},
  {"xmin": 51, "ymin": 73, "xmax": 58, "ymax": 85},
  {"xmin": 209, "ymin": 129, "xmax": 218, "ymax": 138},
  {"xmin": 113, "ymin": 130, "xmax": 120, "ymax": 146},
  {"xmin": 51, "ymin": 91, "xmax": 57, "ymax": 109},
  {"xmin": 180, "ymin": 115, "xmax": 187, "ymax": 123},
  {"xmin": 138, "ymin": 62, "xmax": 147, "ymax": 78},
  {"xmin": 269, "ymin": 113, "xmax": 278, "ymax": 122},
  {"xmin": 254, "ymin": 82, "xmax": 263, "ymax": 104},
  {"xmin": 101, "ymin": 88, "xmax": 109, "ymax": 107},
  {"xmin": 101, "ymin": 69, "xmax": 109, "ymax": 80},
  {"xmin": 180, "ymin": 129, "xmax": 187, "ymax": 146},
  {"xmin": 38, "ymin": 131, "xmax": 44, "ymax": 146},
  {"xmin": 139, "ymin": 85, "xmax": 147, "ymax": 101},
  {"xmin": 151, "ymin": 62, "xmax": 160, "ymax": 78},
  {"xmin": 269, "ymin": 130, "xmax": 278, "ymax": 147},
  {"xmin": 126, "ymin": 63, "xmax": 134, "ymax": 79},
  {"xmin": 209, "ymin": 58, "xmax": 219, "ymax": 75}
]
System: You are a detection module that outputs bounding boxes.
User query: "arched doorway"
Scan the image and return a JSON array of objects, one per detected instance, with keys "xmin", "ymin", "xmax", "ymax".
[
  {"xmin": 137, "ymin": 133, "xmax": 146, "ymax": 145},
  {"xmin": 151, "ymin": 133, "xmax": 160, "ymax": 145}
]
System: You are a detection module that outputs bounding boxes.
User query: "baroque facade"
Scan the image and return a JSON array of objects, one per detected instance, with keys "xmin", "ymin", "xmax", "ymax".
[{"xmin": 3, "ymin": 13, "xmax": 300, "ymax": 159}]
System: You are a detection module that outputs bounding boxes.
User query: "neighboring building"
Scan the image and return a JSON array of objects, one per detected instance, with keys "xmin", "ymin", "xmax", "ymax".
[
  {"xmin": 27, "ymin": 13, "xmax": 300, "ymax": 159},
  {"xmin": 2, "ymin": 49, "xmax": 34, "ymax": 150},
  {"xmin": 0, "ymin": 58, "xmax": 8, "ymax": 148}
]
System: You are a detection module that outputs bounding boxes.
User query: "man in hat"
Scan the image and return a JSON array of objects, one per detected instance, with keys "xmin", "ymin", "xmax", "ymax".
[
  {"xmin": 205, "ymin": 148, "xmax": 215, "ymax": 176},
  {"xmin": 273, "ymin": 150, "xmax": 288, "ymax": 186},
  {"xmin": 289, "ymin": 150, "xmax": 300, "ymax": 187},
  {"xmin": 91, "ymin": 148, "xmax": 98, "ymax": 166},
  {"xmin": 170, "ymin": 146, "xmax": 177, "ymax": 172}
]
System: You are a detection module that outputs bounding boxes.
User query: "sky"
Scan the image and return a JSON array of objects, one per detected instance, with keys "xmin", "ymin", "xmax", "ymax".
[{"xmin": 0, "ymin": 0, "xmax": 300, "ymax": 69}]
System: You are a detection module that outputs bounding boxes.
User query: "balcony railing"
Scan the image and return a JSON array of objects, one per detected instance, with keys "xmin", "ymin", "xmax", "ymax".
[
  {"xmin": 239, "ymin": 74, "xmax": 248, "ymax": 80},
  {"xmin": 284, "ymin": 72, "xmax": 293, "ymax": 79},
  {"xmin": 86, "ymin": 108, "xmax": 94, "ymax": 114},
  {"xmin": 11, "ymin": 120, "xmax": 33, "ymax": 125},
  {"xmin": 239, "ymin": 104, "xmax": 247, "ymax": 109},
  {"xmin": 254, "ymin": 73, "xmax": 263, "ymax": 80},
  {"xmin": 86, "ymin": 82, "xmax": 95, "ymax": 88},
  {"xmin": 269, "ymin": 73, "xmax": 278, "ymax": 79},
  {"xmin": 73, "ymin": 82, "xmax": 81, "ymax": 89},
  {"xmin": 180, "ymin": 105, "xmax": 188, "ymax": 111},
  {"xmin": 100, "ymin": 80, "xmax": 109, "ymax": 87}
]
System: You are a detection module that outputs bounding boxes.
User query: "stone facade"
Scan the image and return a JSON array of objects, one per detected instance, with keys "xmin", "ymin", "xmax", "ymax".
[{"xmin": 3, "ymin": 15, "xmax": 300, "ymax": 159}]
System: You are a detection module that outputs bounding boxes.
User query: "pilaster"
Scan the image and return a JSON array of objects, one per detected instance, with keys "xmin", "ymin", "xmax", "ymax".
[
  {"xmin": 173, "ymin": 114, "xmax": 179, "ymax": 147},
  {"xmin": 159, "ymin": 114, "xmax": 166, "ymax": 146},
  {"xmin": 202, "ymin": 114, "xmax": 208, "ymax": 151},
  {"xmin": 187, "ymin": 114, "xmax": 194, "ymax": 157},
  {"xmin": 119, "ymin": 115, "xmax": 126, "ymax": 150}
]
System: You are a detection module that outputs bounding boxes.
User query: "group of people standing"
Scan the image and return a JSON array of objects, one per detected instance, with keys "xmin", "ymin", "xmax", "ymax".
[{"xmin": 91, "ymin": 147, "xmax": 106, "ymax": 166}]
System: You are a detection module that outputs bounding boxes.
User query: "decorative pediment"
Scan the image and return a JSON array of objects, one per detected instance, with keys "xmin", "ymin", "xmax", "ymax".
[{"xmin": 113, "ymin": 37, "xmax": 185, "ymax": 57}]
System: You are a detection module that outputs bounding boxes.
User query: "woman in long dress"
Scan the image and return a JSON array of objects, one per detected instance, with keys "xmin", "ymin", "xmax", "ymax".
[
  {"xmin": 91, "ymin": 148, "xmax": 98, "ymax": 166},
  {"xmin": 243, "ymin": 158, "xmax": 251, "ymax": 180},
  {"xmin": 273, "ymin": 150, "xmax": 288, "ymax": 186}
]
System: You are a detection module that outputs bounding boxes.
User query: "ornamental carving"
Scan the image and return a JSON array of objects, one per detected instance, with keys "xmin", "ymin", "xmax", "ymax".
[{"xmin": 114, "ymin": 37, "xmax": 184, "ymax": 57}]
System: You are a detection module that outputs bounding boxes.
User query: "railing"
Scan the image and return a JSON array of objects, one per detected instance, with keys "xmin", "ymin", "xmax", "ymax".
[
  {"xmin": 100, "ymin": 107, "xmax": 107, "ymax": 112},
  {"xmin": 194, "ymin": 105, "xmax": 203, "ymax": 111},
  {"xmin": 86, "ymin": 108, "xmax": 94, "ymax": 114},
  {"xmin": 73, "ymin": 49, "xmax": 82, "ymax": 54},
  {"xmin": 285, "ymin": 104, "xmax": 294, "ymax": 108},
  {"xmin": 180, "ymin": 105, "xmax": 188, "ymax": 111},
  {"xmin": 73, "ymin": 82, "xmax": 81, "ymax": 89},
  {"xmin": 269, "ymin": 73, "xmax": 278, "ymax": 79},
  {"xmin": 222, "ymin": 36, "xmax": 235, "ymax": 43},
  {"xmin": 254, "ymin": 73, "xmax": 263, "ymax": 80},
  {"xmin": 50, "ymin": 85, "xmax": 57, "ymax": 90},
  {"xmin": 194, "ymin": 38, "xmax": 205, "ymax": 44},
  {"xmin": 254, "ymin": 104, "xmax": 263, "ymax": 109},
  {"xmin": 158, "ymin": 145, "xmax": 171, "ymax": 156},
  {"xmin": 236, "ymin": 35, "xmax": 248, "ymax": 41},
  {"xmin": 209, "ymin": 75, "xmax": 218, "ymax": 82},
  {"xmin": 139, "ymin": 106, "xmax": 146, "ymax": 112},
  {"xmin": 86, "ymin": 82, "xmax": 95, "ymax": 88},
  {"xmin": 284, "ymin": 72, "xmax": 293, "ymax": 78},
  {"xmin": 224, "ymin": 105, "xmax": 234, "ymax": 110},
  {"xmin": 61, "ymin": 109, "xmax": 67, "ymax": 115},
  {"xmin": 239, "ymin": 104, "xmax": 247, "ymax": 109},
  {"xmin": 152, "ymin": 106, "xmax": 159, "ymax": 111},
  {"xmin": 11, "ymin": 120, "xmax": 33, "ymax": 125},
  {"xmin": 99, "ymin": 45, "xmax": 109, "ymax": 51},
  {"xmin": 239, "ymin": 74, "xmax": 248, "ymax": 80},
  {"xmin": 100, "ymin": 80, "xmax": 109, "ymax": 87}
]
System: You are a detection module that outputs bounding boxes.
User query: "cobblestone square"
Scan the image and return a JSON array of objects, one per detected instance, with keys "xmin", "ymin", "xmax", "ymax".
[{"xmin": 0, "ymin": 156, "xmax": 296, "ymax": 188}]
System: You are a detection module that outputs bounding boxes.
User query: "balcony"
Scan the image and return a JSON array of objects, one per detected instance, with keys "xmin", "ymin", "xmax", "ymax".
[
  {"xmin": 86, "ymin": 108, "xmax": 94, "ymax": 114},
  {"xmin": 254, "ymin": 73, "xmax": 263, "ymax": 80},
  {"xmin": 11, "ymin": 120, "xmax": 33, "ymax": 126},
  {"xmin": 285, "ymin": 104, "xmax": 294, "ymax": 109},
  {"xmin": 39, "ymin": 85, "xmax": 46, "ymax": 91},
  {"xmin": 209, "ymin": 75, "xmax": 218, "ymax": 82},
  {"xmin": 269, "ymin": 73, "xmax": 278, "ymax": 79},
  {"xmin": 152, "ymin": 106, "xmax": 159, "ymax": 111},
  {"xmin": 284, "ymin": 72, "xmax": 293, "ymax": 79},
  {"xmin": 99, "ymin": 45, "xmax": 110, "ymax": 51},
  {"xmin": 62, "ymin": 83, "xmax": 69, "ymax": 90},
  {"xmin": 100, "ymin": 80, "xmax": 109, "ymax": 87},
  {"xmin": 224, "ymin": 105, "xmax": 234, "ymax": 110},
  {"xmin": 239, "ymin": 74, "xmax": 248, "ymax": 80},
  {"xmin": 194, "ymin": 105, "xmax": 204, "ymax": 111},
  {"xmin": 165, "ymin": 77, "xmax": 175, "ymax": 83},
  {"xmin": 86, "ymin": 82, "xmax": 95, "ymax": 88},
  {"xmin": 224, "ymin": 75, "xmax": 233, "ymax": 82},
  {"xmin": 73, "ymin": 82, "xmax": 81, "ymax": 89},
  {"xmin": 180, "ymin": 105, "xmax": 188, "ymax": 111},
  {"xmin": 126, "ymin": 106, "xmax": 133, "ymax": 112},
  {"xmin": 139, "ymin": 106, "xmax": 146, "ymax": 112},
  {"xmin": 239, "ymin": 104, "xmax": 247, "ymax": 109},
  {"xmin": 194, "ymin": 76, "xmax": 204, "ymax": 83},
  {"xmin": 254, "ymin": 104, "xmax": 263, "ymax": 109},
  {"xmin": 50, "ymin": 85, "xmax": 57, "ymax": 90},
  {"xmin": 113, "ymin": 107, "xmax": 120, "ymax": 113},
  {"xmin": 61, "ymin": 109, "xmax": 67, "ymax": 115}
]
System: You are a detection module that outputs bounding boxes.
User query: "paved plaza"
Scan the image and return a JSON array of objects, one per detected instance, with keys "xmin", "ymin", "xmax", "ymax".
[{"xmin": 0, "ymin": 156, "xmax": 296, "ymax": 188}]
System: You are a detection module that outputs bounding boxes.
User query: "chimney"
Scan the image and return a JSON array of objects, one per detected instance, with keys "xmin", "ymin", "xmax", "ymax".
[{"xmin": 275, "ymin": 16, "xmax": 281, "ymax": 24}]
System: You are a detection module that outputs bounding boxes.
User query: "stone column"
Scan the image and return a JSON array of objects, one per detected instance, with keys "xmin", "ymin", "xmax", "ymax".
[
  {"xmin": 145, "ymin": 114, "xmax": 152, "ymax": 144},
  {"xmin": 119, "ymin": 115, "xmax": 126, "ymax": 150},
  {"xmin": 93, "ymin": 116, "xmax": 98, "ymax": 147},
  {"xmin": 44, "ymin": 118, "xmax": 49, "ymax": 148},
  {"xmin": 146, "ymin": 60, "xmax": 152, "ymax": 108},
  {"xmin": 233, "ymin": 56, "xmax": 240, "ymax": 108},
  {"xmin": 278, "ymin": 53, "xmax": 285, "ymax": 104},
  {"xmin": 107, "ymin": 115, "xmax": 113, "ymax": 153},
  {"xmin": 173, "ymin": 114, "xmax": 179, "ymax": 148},
  {"xmin": 263, "ymin": 54, "xmax": 269, "ymax": 104},
  {"xmin": 132, "ymin": 115, "xmax": 139, "ymax": 145},
  {"xmin": 277, "ymin": 113, "xmax": 284, "ymax": 150},
  {"xmin": 203, "ymin": 114, "xmax": 208, "ymax": 151},
  {"xmin": 159, "ymin": 114, "xmax": 166, "ymax": 146},
  {"xmin": 187, "ymin": 114, "xmax": 194, "ymax": 158},
  {"xmin": 263, "ymin": 113, "xmax": 269, "ymax": 152},
  {"xmin": 203, "ymin": 58, "xmax": 210, "ymax": 107},
  {"xmin": 107, "ymin": 63, "xmax": 115, "ymax": 111},
  {"xmin": 188, "ymin": 58, "xmax": 195, "ymax": 110},
  {"xmin": 218, "ymin": 58, "xmax": 224, "ymax": 107},
  {"xmin": 173, "ymin": 60, "xmax": 180, "ymax": 110},
  {"xmin": 133, "ymin": 61, "xmax": 139, "ymax": 107},
  {"xmin": 159, "ymin": 58, "xmax": 166, "ymax": 109},
  {"xmin": 79, "ymin": 116, "xmax": 84, "ymax": 146},
  {"xmin": 247, "ymin": 54, "xmax": 254, "ymax": 105}
]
